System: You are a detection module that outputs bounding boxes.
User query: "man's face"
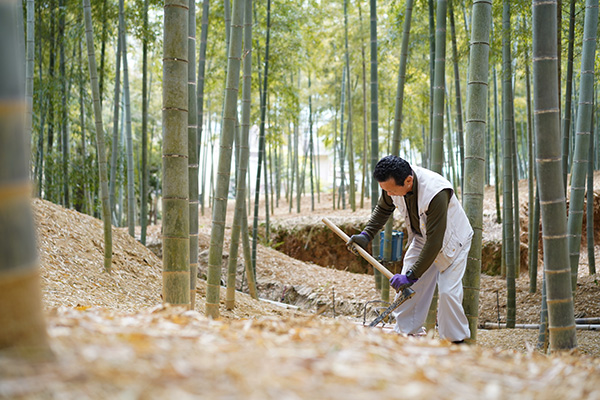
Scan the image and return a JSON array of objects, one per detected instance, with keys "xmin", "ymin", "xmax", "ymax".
[{"xmin": 379, "ymin": 176, "xmax": 413, "ymax": 197}]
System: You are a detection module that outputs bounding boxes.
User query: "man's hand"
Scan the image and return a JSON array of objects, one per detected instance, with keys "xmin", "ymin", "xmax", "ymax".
[
  {"xmin": 346, "ymin": 232, "xmax": 371, "ymax": 255},
  {"xmin": 389, "ymin": 272, "xmax": 418, "ymax": 291}
]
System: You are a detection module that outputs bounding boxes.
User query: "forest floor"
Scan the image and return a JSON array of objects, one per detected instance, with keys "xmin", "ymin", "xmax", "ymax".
[{"xmin": 2, "ymin": 178, "xmax": 600, "ymax": 399}]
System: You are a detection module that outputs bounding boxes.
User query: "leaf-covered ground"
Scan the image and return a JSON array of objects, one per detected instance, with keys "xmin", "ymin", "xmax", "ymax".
[{"xmin": 3, "ymin": 183, "xmax": 598, "ymax": 398}]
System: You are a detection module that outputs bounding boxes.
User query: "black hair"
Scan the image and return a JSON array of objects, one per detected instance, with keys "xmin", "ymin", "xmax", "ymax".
[{"xmin": 373, "ymin": 155, "xmax": 413, "ymax": 186}]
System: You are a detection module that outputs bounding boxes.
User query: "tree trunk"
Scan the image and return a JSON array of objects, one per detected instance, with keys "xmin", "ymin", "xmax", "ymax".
[
  {"xmin": 197, "ymin": 0, "xmax": 210, "ymax": 215},
  {"xmin": 59, "ymin": 0, "xmax": 69, "ymax": 208},
  {"xmin": 566, "ymin": 0, "xmax": 598, "ymax": 292},
  {"xmin": 188, "ymin": 0, "xmax": 199, "ymax": 309},
  {"xmin": 462, "ymin": 0, "xmax": 491, "ymax": 343},
  {"xmin": 512, "ymin": 115, "xmax": 520, "ymax": 277},
  {"xmin": 532, "ymin": 0, "xmax": 578, "ymax": 351},
  {"xmin": 343, "ymin": 0, "xmax": 355, "ymax": 211},
  {"xmin": 0, "ymin": 1, "xmax": 51, "ymax": 357},
  {"xmin": 493, "ymin": 67, "xmax": 501, "ymax": 223},
  {"xmin": 526, "ymin": 60, "xmax": 537, "ymax": 294},
  {"xmin": 383, "ymin": 0, "xmax": 414, "ymax": 299},
  {"xmin": 338, "ymin": 66, "xmax": 347, "ymax": 210},
  {"xmin": 140, "ymin": 0, "xmax": 149, "ymax": 245},
  {"xmin": 206, "ymin": 0, "xmax": 244, "ymax": 318},
  {"xmin": 79, "ymin": 39, "xmax": 91, "ymax": 215},
  {"xmin": 308, "ymin": 77, "xmax": 315, "ymax": 212},
  {"xmin": 252, "ymin": 0, "xmax": 272, "ymax": 276},
  {"xmin": 369, "ymin": 0, "xmax": 382, "ymax": 287},
  {"xmin": 98, "ymin": 0, "xmax": 108, "ymax": 102},
  {"xmin": 430, "ymin": 0, "xmax": 448, "ymax": 174},
  {"xmin": 162, "ymin": 0, "xmax": 190, "ymax": 306},
  {"xmin": 35, "ymin": 2, "xmax": 45, "ymax": 198},
  {"xmin": 119, "ymin": 0, "xmax": 135, "ymax": 238},
  {"xmin": 109, "ymin": 10, "xmax": 123, "ymax": 225},
  {"xmin": 227, "ymin": 0, "xmax": 257, "ymax": 306},
  {"xmin": 426, "ymin": 0, "xmax": 435, "ymax": 169},
  {"xmin": 25, "ymin": 0, "xmax": 34, "ymax": 166},
  {"xmin": 587, "ymin": 129, "xmax": 596, "ymax": 275},
  {"xmin": 391, "ymin": 0, "xmax": 413, "ymax": 156},
  {"xmin": 46, "ymin": 0, "xmax": 56, "ymax": 203},
  {"xmin": 530, "ymin": 186, "xmax": 540, "ymax": 293},
  {"xmin": 358, "ymin": 2, "xmax": 368, "ymax": 209},
  {"xmin": 425, "ymin": 0, "xmax": 448, "ymax": 332},
  {"xmin": 561, "ymin": 0, "xmax": 576, "ymax": 190},
  {"xmin": 449, "ymin": 0, "xmax": 464, "ymax": 187},
  {"xmin": 502, "ymin": 0, "xmax": 516, "ymax": 328},
  {"xmin": 83, "ymin": 0, "xmax": 112, "ymax": 271}
]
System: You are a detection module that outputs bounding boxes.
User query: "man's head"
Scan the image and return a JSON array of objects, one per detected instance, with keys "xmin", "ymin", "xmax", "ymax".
[{"xmin": 373, "ymin": 155, "xmax": 413, "ymax": 197}]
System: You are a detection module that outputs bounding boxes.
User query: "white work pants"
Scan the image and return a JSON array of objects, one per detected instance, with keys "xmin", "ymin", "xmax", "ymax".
[{"xmin": 391, "ymin": 234, "xmax": 471, "ymax": 342}]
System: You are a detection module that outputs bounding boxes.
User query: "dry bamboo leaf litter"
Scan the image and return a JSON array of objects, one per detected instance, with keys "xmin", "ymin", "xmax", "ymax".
[
  {"xmin": 2, "ymin": 306, "xmax": 600, "ymax": 400},
  {"xmin": 18, "ymin": 195, "xmax": 600, "ymax": 399}
]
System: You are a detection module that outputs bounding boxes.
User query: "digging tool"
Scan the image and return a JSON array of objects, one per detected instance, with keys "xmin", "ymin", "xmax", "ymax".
[{"xmin": 322, "ymin": 217, "xmax": 415, "ymax": 327}]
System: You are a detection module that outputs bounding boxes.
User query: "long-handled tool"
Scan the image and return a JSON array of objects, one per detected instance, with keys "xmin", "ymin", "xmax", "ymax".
[{"xmin": 322, "ymin": 217, "xmax": 415, "ymax": 327}]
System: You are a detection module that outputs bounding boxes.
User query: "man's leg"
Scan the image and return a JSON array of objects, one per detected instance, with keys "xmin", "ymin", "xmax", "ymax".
[
  {"xmin": 436, "ymin": 239, "xmax": 471, "ymax": 342},
  {"xmin": 392, "ymin": 236, "xmax": 438, "ymax": 335}
]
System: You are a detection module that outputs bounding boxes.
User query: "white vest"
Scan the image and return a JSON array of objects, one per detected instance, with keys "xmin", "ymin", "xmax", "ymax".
[{"xmin": 390, "ymin": 166, "xmax": 473, "ymax": 272}]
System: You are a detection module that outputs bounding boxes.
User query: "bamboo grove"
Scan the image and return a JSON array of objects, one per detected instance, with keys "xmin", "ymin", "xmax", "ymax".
[{"xmin": 2, "ymin": 0, "xmax": 600, "ymax": 354}]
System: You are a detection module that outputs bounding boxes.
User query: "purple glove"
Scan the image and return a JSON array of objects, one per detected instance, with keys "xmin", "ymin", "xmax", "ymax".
[{"xmin": 389, "ymin": 272, "xmax": 418, "ymax": 291}]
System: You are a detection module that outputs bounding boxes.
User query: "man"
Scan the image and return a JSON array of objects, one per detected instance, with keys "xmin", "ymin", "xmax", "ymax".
[{"xmin": 347, "ymin": 155, "xmax": 472, "ymax": 343}]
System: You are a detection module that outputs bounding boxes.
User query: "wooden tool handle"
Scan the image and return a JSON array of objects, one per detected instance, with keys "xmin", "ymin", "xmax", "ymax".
[{"xmin": 322, "ymin": 217, "xmax": 394, "ymax": 280}]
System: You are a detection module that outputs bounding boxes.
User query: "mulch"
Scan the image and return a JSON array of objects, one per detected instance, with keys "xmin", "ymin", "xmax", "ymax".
[{"xmin": 3, "ymin": 194, "xmax": 597, "ymax": 399}]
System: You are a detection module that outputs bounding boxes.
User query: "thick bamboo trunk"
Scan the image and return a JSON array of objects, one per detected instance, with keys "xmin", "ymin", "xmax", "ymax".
[
  {"xmin": 532, "ymin": 0, "xmax": 577, "ymax": 351},
  {"xmin": 462, "ymin": 0, "xmax": 491, "ymax": 343},
  {"xmin": 162, "ymin": 0, "xmax": 190, "ymax": 306},
  {"xmin": 0, "ymin": 2, "xmax": 51, "ymax": 357}
]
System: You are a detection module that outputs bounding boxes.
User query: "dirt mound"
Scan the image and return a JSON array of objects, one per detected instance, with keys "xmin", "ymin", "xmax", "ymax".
[{"xmin": 33, "ymin": 198, "xmax": 297, "ymax": 319}]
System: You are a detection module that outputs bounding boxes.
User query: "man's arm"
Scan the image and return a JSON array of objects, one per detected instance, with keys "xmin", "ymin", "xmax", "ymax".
[
  {"xmin": 362, "ymin": 190, "xmax": 395, "ymax": 240},
  {"xmin": 409, "ymin": 189, "xmax": 451, "ymax": 278}
]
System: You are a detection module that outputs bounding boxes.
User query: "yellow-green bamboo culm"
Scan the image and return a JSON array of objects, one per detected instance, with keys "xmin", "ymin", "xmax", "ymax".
[
  {"xmin": 226, "ymin": 0, "xmax": 256, "ymax": 309},
  {"xmin": 532, "ymin": 0, "xmax": 577, "ymax": 352},
  {"xmin": 206, "ymin": 0, "xmax": 245, "ymax": 318},
  {"xmin": 188, "ymin": 0, "xmax": 199, "ymax": 309},
  {"xmin": 83, "ymin": 0, "xmax": 112, "ymax": 272},
  {"xmin": 462, "ymin": 0, "xmax": 492, "ymax": 344},
  {"xmin": 162, "ymin": 0, "xmax": 190, "ymax": 306},
  {"xmin": 566, "ymin": 0, "xmax": 599, "ymax": 293},
  {"xmin": 0, "ymin": 0, "xmax": 51, "ymax": 357}
]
